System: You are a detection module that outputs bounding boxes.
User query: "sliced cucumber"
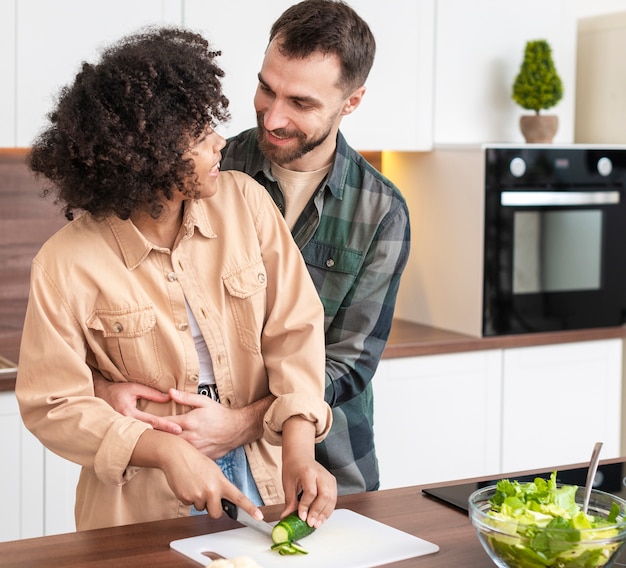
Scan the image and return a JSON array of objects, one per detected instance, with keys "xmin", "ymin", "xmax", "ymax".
[
  {"xmin": 271, "ymin": 542, "xmax": 309, "ymax": 556},
  {"xmin": 270, "ymin": 512, "xmax": 315, "ymax": 555},
  {"xmin": 271, "ymin": 512, "xmax": 315, "ymax": 543}
]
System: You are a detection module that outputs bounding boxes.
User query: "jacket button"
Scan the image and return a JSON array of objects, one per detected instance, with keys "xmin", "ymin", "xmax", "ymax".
[
  {"xmin": 178, "ymin": 323, "xmax": 188, "ymax": 331},
  {"xmin": 258, "ymin": 273, "xmax": 266, "ymax": 284},
  {"xmin": 112, "ymin": 322, "xmax": 123, "ymax": 333},
  {"xmin": 326, "ymin": 258, "xmax": 335, "ymax": 268},
  {"xmin": 167, "ymin": 272, "xmax": 177, "ymax": 282}
]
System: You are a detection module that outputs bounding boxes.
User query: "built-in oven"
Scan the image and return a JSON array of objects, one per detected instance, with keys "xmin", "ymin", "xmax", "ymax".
[{"xmin": 483, "ymin": 146, "xmax": 626, "ymax": 336}]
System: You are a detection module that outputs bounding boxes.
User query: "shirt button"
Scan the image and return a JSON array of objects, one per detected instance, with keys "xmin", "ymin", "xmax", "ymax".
[
  {"xmin": 112, "ymin": 322, "xmax": 123, "ymax": 333},
  {"xmin": 167, "ymin": 272, "xmax": 177, "ymax": 282},
  {"xmin": 326, "ymin": 258, "xmax": 335, "ymax": 268},
  {"xmin": 258, "ymin": 273, "xmax": 266, "ymax": 284},
  {"xmin": 178, "ymin": 323, "xmax": 188, "ymax": 331}
]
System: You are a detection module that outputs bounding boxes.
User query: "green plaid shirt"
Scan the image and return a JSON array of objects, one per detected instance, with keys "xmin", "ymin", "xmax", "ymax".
[{"xmin": 221, "ymin": 128, "xmax": 410, "ymax": 494}]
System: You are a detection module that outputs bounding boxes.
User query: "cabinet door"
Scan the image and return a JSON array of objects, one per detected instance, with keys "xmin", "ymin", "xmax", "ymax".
[
  {"xmin": 184, "ymin": 0, "xmax": 434, "ymax": 150},
  {"xmin": 338, "ymin": 0, "xmax": 434, "ymax": 151},
  {"xmin": 44, "ymin": 450, "xmax": 81, "ymax": 536},
  {"xmin": 0, "ymin": 392, "xmax": 44, "ymax": 542},
  {"xmin": 15, "ymin": 0, "xmax": 182, "ymax": 146},
  {"xmin": 373, "ymin": 350, "xmax": 502, "ymax": 489},
  {"xmin": 501, "ymin": 339, "xmax": 622, "ymax": 473}
]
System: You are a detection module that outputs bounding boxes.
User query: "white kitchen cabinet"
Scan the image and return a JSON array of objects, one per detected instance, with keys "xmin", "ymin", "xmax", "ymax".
[
  {"xmin": 184, "ymin": 0, "xmax": 435, "ymax": 150},
  {"xmin": 44, "ymin": 450, "xmax": 81, "ymax": 536},
  {"xmin": 4, "ymin": 0, "xmax": 433, "ymax": 150},
  {"xmin": 0, "ymin": 391, "xmax": 80, "ymax": 542},
  {"xmin": 373, "ymin": 338, "xmax": 623, "ymax": 490},
  {"xmin": 0, "ymin": 391, "xmax": 44, "ymax": 542},
  {"xmin": 373, "ymin": 349, "xmax": 503, "ymax": 489},
  {"xmin": 14, "ymin": 0, "xmax": 182, "ymax": 147},
  {"xmin": 500, "ymin": 339, "xmax": 623, "ymax": 472}
]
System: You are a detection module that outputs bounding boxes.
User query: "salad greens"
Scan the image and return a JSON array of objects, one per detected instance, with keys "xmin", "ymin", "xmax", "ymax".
[{"xmin": 478, "ymin": 471, "xmax": 624, "ymax": 568}]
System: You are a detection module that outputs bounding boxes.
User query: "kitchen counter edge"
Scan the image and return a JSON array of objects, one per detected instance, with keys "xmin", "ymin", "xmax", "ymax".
[{"xmin": 382, "ymin": 319, "xmax": 626, "ymax": 358}]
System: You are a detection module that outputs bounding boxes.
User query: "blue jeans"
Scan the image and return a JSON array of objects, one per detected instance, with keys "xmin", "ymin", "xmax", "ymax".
[{"xmin": 191, "ymin": 446, "xmax": 263, "ymax": 515}]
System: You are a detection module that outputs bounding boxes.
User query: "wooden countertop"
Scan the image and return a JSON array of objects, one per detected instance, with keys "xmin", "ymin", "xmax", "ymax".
[
  {"xmin": 2, "ymin": 457, "xmax": 625, "ymax": 567},
  {"xmin": 0, "ymin": 480, "xmax": 501, "ymax": 567},
  {"xmin": 383, "ymin": 318, "xmax": 626, "ymax": 359},
  {"xmin": 3, "ymin": 318, "xmax": 626, "ymax": 392}
]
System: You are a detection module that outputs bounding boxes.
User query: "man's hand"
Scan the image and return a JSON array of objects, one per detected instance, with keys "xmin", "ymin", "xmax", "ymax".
[
  {"xmin": 165, "ymin": 389, "xmax": 273, "ymax": 459},
  {"xmin": 93, "ymin": 376, "xmax": 182, "ymax": 434},
  {"xmin": 93, "ymin": 376, "xmax": 274, "ymax": 459}
]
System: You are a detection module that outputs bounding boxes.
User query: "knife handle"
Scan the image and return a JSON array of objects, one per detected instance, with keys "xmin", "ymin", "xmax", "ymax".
[{"xmin": 221, "ymin": 498, "xmax": 238, "ymax": 520}]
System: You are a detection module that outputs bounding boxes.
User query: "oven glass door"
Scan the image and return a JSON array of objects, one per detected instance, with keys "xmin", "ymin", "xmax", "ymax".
[{"xmin": 483, "ymin": 188, "xmax": 626, "ymax": 336}]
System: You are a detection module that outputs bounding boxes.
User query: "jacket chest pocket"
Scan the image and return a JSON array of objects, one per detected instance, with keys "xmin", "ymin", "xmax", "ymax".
[
  {"xmin": 223, "ymin": 260, "xmax": 267, "ymax": 353},
  {"xmin": 86, "ymin": 305, "xmax": 162, "ymax": 385}
]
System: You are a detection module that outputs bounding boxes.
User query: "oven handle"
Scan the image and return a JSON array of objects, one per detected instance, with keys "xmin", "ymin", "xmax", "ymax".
[{"xmin": 501, "ymin": 190, "xmax": 620, "ymax": 206}]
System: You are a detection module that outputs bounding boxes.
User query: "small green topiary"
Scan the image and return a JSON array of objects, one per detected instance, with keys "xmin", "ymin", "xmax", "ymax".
[{"xmin": 512, "ymin": 40, "xmax": 563, "ymax": 114}]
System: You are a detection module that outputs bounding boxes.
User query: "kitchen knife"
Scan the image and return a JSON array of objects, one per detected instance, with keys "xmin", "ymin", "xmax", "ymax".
[
  {"xmin": 221, "ymin": 499, "xmax": 303, "ymax": 546},
  {"xmin": 221, "ymin": 499, "xmax": 274, "ymax": 538}
]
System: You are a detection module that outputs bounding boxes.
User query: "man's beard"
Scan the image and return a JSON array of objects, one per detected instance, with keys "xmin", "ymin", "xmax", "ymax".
[{"xmin": 256, "ymin": 112, "xmax": 332, "ymax": 166}]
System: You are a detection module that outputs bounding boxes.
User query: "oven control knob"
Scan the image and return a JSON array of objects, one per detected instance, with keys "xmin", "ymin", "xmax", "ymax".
[
  {"xmin": 597, "ymin": 157, "xmax": 613, "ymax": 176},
  {"xmin": 509, "ymin": 157, "xmax": 526, "ymax": 177}
]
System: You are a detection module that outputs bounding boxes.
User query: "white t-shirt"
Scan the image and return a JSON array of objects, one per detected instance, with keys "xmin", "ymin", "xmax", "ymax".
[{"xmin": 184, "ymin": 300, "xmax": 215, "ymax": 388}]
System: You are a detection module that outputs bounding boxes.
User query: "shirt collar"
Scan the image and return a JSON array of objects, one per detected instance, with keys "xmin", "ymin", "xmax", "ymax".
[
  {"xmin": 248, "ymin": 129, "xmax": 350, "ymax": 201},
  {"xmin": 106, "ymin": 199, "xmax": 216, "ymax": 270}
]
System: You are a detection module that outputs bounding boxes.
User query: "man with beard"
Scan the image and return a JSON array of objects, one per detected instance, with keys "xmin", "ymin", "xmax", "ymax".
[
  {"xmin": 216, "ymin": 0, "xmax": 411, "ymax": 495},
  {"xmin": 95, "ymin": 0, "xmax": 410, "ymax": 497}
]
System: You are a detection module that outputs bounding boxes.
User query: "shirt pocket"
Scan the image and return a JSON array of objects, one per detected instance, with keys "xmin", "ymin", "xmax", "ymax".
[
  {"xmin": 301, "ymin": 240, "xmax": 363, "ymax": 317},
  {"xmin": 223, "ymin": 259, "xmax": 267, "ymax": 353},
  {"xmin": 86, "ymin": 305, "xmax": 162, "ymax": 386}
]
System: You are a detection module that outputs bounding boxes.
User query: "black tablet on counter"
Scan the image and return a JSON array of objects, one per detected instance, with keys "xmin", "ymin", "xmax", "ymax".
[{"xmin": 421, "ymin": 460, "xmax": 626, "ymax": 513}]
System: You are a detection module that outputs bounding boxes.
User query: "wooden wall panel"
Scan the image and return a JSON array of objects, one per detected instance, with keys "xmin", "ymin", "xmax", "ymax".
[{"xmin": 0, "ymin": 149, "xmax": 67, "ymax": 364}]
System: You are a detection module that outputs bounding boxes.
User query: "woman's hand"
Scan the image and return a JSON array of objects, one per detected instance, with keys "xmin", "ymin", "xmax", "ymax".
[
  {"xmin": 132, "ymin": 428, "xmax": 264, "ymax": 521},
  {"xmin": 280, "ymin": 417, "xmax": 337, "ymax": 529}
]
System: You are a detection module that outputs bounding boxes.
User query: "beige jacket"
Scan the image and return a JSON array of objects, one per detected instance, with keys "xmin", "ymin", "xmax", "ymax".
[{"xmin": 16, "ymin": 170, "xmax": 331, "ymax": 530}]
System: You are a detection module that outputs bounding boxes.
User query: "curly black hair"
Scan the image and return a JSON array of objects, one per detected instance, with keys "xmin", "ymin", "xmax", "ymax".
[{"xmin": 28, "ymin": 27, "xmax": 230, "ymax": 221}]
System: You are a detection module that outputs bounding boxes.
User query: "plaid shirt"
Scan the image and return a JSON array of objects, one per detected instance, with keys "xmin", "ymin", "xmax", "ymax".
[{"xmin": 221, "ymin": 128, "xmax": 411, "ymax": 494}]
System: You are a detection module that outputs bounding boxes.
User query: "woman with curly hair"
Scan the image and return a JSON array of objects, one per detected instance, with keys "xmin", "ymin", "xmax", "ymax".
[{"xmin": 15, "ymin": 27, "xmax": 336, "ymax": 531}]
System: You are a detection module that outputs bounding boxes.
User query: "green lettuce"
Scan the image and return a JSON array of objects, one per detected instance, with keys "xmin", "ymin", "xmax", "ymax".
[{"xmin": 479, "ymin": 472, "xmax": 622, "ymax": 568}]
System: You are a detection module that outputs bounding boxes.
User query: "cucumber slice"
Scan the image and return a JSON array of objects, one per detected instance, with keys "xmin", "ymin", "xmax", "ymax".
[
  {"xmin": 288, "ymin": 542, "xmax": 309, "ymax": 555},
  {"xmin": 271, "ymin": 525, "xmax": 291, "ymax": 546}
]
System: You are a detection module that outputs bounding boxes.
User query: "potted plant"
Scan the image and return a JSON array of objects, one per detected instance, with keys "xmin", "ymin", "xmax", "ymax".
[{"xmin": 512, "ymin": 39, "xmax": 563, "ymax": 143}]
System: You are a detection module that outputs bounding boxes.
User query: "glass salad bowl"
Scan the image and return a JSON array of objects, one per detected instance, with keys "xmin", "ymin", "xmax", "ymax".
[{"xmin": 469, "ymin": 481, "xmax": 626, "ymax": 568}]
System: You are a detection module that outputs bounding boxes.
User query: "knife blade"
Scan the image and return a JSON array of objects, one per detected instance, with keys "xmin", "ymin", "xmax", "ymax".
[{"xmin": 221, "ymin": 499, "xmax": 274, "ymax": 539}]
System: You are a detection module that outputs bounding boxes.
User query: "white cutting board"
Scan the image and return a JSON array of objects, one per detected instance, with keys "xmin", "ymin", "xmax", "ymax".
[{"xmin": 171, "ymin": 508, "xmax": 439, "ymax": 567}]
